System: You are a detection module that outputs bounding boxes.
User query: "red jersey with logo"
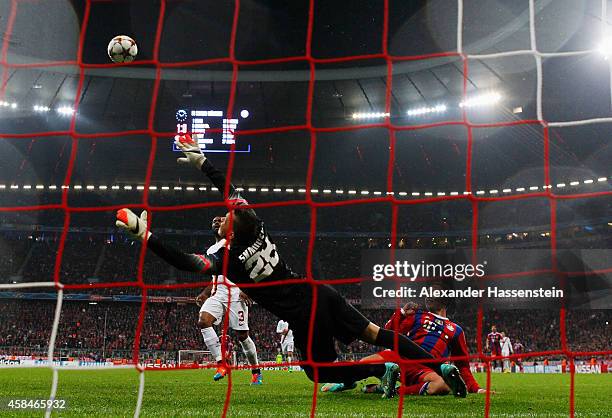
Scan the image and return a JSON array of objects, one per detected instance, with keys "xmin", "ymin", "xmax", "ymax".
[
  {"xmin": 384, "ymin": 309, "xmax": 480, "ymax": 393},
  {"xmin": 487, "ymin": 332, "xmax": 502, "ymax": 354},
  {"xmin": 513, "ymin": 342, "xmax": 524, "ymax": 354}
]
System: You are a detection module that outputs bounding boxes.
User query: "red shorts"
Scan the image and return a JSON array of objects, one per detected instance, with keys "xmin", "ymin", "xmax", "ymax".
[{"xmin": 375, "ymin": 350, "xmax": 435, "ymax": 385}]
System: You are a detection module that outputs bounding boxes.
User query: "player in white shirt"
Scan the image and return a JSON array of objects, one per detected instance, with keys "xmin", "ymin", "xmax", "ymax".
[
  {"xmin": 196, "ymin": 216, "xmax": 262, "ymax": 385},
  {"xmin": 276, "ymin": 319, "xmax": 294, "ymax": 371},
  {"xmin": 500, "ymin": 332, "xmax": 513, "ymax": 373}
]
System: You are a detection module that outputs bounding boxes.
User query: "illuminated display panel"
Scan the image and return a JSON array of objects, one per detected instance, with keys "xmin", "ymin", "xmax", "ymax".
[{"xmin": 172, "ymin": 109, "xmax": 251, "ymax": 153}]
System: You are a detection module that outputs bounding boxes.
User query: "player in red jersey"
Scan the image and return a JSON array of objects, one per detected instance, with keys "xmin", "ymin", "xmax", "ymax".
[
  {"xmin": 485, "ymin": 325, "xmax": 503, "ymax": 370},
  {"xmin": 512, "ymin": 339, "xmax": 525, "ymax": 372},
  {"xmin": 322, "ymin": 295, "xmax": 487, "ymax": 396}
]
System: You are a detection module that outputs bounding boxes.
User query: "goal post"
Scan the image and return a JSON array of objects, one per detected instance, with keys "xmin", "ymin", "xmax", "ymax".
[{"xmin": 178, "ymin": 350, "xmax": 213, "ymax": 366}]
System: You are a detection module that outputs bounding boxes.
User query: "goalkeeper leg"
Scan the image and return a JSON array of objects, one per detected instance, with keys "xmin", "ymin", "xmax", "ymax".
[{"xmin": 315, "ymin": 285, "xmax": 467, "ymax": 397}]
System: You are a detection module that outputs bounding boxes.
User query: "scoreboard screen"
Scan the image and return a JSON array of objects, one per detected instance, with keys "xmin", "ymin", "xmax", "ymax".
[{"xmin": 172, "ymin": 108, "xmax": 251, "ymax": 153}]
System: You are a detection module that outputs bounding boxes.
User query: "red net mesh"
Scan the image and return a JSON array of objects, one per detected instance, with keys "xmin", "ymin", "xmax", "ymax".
[{"xmin": 1, "ymin": 0, "xmax": 611, "ymax": 417}]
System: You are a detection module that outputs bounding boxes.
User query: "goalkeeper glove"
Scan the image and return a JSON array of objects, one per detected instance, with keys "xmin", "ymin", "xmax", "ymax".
[
  {"xmin": 175, "ymin": 134, "xmax": 206, "ymax": 169},
  {"xmin": 116, "ymin": 208, "xmax": 151, "ymax": 242}
]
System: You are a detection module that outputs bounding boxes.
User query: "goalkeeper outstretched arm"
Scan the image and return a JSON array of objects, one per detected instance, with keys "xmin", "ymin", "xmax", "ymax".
[
  {"xmin": 175, "ymin": 134, "xmax": 248, "ymax": 206},
  {"xmin": 175, "ymin": 134, "xmax": 262, "ymax": 247},
  {"xmin": 117, "ymin": 134, "xmax": 250, "ymax": 274},
  {"xmin": 115, "ymin": 208, "xmax": 218, "ymax": 274}
]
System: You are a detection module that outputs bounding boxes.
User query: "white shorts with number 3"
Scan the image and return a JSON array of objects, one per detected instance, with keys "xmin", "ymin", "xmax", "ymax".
[
  {"xmin": 281, "ymin": 339, "xmax": 294, "ymax": 353},
  {"xmin": 200, "ymin": 297, "xmax": 249, "ymax": 331}
]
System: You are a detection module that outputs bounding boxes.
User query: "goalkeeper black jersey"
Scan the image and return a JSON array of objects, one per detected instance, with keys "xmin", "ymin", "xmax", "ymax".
[
  {"xmin": 207, "ymin": 224, "xmax": 309, "ymax": 322},
  {"xmin": 147, "ymin": 158, "xmax": 310, "ymax": 322}
]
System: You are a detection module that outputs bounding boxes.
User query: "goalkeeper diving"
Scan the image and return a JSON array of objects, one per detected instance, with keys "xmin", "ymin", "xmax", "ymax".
[{"xmin": 115, "ymin": 134, "xmax": 467, "ymax": 398}]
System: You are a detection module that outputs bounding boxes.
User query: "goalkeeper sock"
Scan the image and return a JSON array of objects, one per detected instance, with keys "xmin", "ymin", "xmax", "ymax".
[
  {"xmin": 374, "ymin": 328, "xmax": 442, "ymax": 375},
  {"xmin": 239, "ymin": 336, "xmax": 259, "ymax": 369},
  {"xmin": 201, "ymin": 327, "xmax": 222, "ymax": 362}
]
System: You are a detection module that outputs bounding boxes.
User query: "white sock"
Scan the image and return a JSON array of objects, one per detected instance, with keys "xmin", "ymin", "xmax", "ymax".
[
  {"xmin": 239, "ymin": 336, "xmax": 259, "ymax": 367},
  {"xmin": 201, "ymin": 327, "xmax": 222, "ymax": 362},
  {"xmin": 287, "ymin": 355, "xmax": 292, "ymax": 364}
]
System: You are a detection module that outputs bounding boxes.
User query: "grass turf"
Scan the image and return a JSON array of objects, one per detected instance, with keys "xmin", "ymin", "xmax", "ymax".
[{"xmin": 0, "ymin": 368, "xmax": 609, "ymax": 417}]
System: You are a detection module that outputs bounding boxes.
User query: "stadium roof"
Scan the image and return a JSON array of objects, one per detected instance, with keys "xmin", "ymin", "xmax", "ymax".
[{"xmin": 0, "ymin": 0, "xmax": 610, "ymax": 193}]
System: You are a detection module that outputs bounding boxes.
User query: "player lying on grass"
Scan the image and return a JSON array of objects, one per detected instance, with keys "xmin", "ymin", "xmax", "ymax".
[
  {"xmin": 195, "ymin": 216, "xmax": 262, "ymax": 385},
  {"xmin": 322, "ymin": 294, "xmax": 485, "ymax": 396},
  {"xmin": 115, "ymin": 134, "xmax": 467, "ymax": 398}
]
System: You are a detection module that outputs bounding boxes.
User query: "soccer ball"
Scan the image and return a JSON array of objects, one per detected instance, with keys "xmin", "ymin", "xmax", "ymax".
[{"xmin": 107, "ymin": 35, "xmax": 138, "ymax": 63}]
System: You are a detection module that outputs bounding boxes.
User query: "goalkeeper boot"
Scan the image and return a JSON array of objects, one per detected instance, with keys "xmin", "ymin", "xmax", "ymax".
[
  {"xmin": 213, "ymin": 366, "xmax": 227, "ymax": 381},
  {"xmin": 440, "ymin": 363, "xmax": 467, "ymax": 398},
  {"xmin": 320, "ymin": 382, "xmax": 356, "ymax": 393},
  {"xmin": 380, "ymin": 362, "xmax": 400, "ymax": 399},
  {"xmin": 250, "ymin": 372, "xmax": 263, "ymax": 385}
]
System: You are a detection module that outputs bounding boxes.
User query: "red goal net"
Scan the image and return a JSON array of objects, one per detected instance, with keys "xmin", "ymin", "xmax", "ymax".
[{"xmin": 0, "ymin": 0, "xmax": 611, "ymax": 417}]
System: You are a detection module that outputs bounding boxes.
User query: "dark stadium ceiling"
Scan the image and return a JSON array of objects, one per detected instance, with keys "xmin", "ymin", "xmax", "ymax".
[{"xmin": 0, "ymin": 0, "xmax": 610, "ymax": 193}]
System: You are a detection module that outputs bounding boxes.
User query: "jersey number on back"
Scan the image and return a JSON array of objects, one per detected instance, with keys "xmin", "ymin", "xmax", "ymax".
[
  {"xmin": 423, "ymin": 318, "xmax": 443, "ymax": 334},
  {"xmin": 245, "ymin": 236, "xmax": 280, "ymax": 281}
]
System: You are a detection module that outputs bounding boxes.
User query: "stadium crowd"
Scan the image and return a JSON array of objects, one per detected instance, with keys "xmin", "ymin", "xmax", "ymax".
[
  {"xmin": 1, "ymin": 200, "xmax": 610, "ymax": 363},
  {"xmin": 0, "ymin": 298, "xmax": 609, "ymax": 363}
]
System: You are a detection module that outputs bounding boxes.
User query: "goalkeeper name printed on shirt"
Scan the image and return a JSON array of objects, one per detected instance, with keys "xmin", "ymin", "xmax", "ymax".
[{"xmin": 371, "ymin": 261, "xmax": 486, "ymax": 282}]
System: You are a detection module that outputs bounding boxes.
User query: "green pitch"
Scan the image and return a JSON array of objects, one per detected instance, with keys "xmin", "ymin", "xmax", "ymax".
[{"xmin": 0, "ymin": 368, "xmax": 609, "ymax": 417}]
